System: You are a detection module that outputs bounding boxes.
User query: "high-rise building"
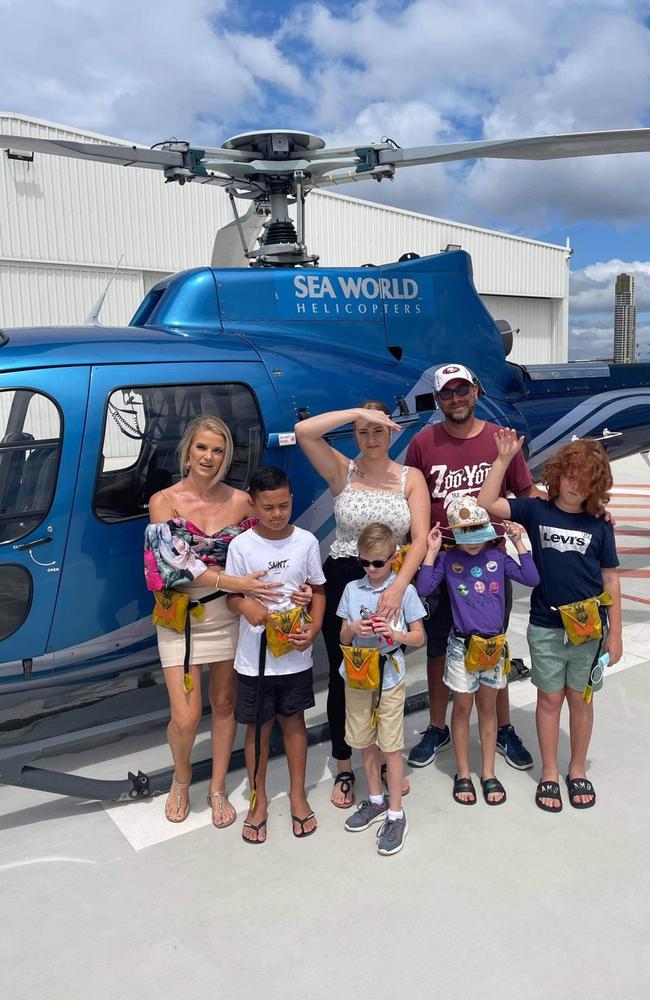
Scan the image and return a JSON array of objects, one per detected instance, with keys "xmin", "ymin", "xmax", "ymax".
[{"xmin": 613, "ymin": 272, "xmax": 637, "ymax": 363}]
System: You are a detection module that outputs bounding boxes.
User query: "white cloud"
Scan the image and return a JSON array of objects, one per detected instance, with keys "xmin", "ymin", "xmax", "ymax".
[
  {"xmin": 0, "ymin": 0, "xmax": 303, "ymax": 144},
  {"xmin": 2, "ymin": 0, "xmax": 650, "ymax": 232}
]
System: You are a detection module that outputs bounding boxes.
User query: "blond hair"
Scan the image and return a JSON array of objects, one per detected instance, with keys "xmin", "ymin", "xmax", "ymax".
[
  {"xmin": 357, "ymin": 522, "xmax": 396, "ymax": 555},
  {"xmin": 177, "ymin": 416, "xmax": 233, "ymax": 482}
]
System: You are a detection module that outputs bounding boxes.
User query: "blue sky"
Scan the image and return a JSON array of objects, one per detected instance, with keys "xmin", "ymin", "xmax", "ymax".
[{"xmin": 2, "ymin": 0, "xmax": 650, "ymax": 359}]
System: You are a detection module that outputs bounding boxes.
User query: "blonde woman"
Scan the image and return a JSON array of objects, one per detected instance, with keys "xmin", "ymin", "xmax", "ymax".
[
  {"xmin": 145, "ymin": 416, "xmax": 284, "ymax": 827},
  {"xmin": 295, "ymin": 403, "xmax": 430, "ymax": 808}
]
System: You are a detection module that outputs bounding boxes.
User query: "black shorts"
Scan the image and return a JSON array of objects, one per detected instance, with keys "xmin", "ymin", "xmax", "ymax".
[
  {"xmin": 423, "ymin": 578, "xmax": 514, "ymax": 658},
  {"xmin": 234, "ymin": 669, "xmax": 315, "ymax": 725}
]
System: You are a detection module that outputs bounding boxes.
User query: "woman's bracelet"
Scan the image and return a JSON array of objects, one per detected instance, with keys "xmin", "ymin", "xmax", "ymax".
[{"xmin": 215, "ymin": 573, "xmax": 222, "ymax": 591}]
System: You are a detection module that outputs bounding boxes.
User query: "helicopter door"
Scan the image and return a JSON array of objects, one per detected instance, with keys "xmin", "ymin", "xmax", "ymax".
[
  {"xmin": 0, "ymin": 368, "xmax": 89, "ymax": 669},
  {"xmin": 46, "ymin": 363, "xmax": 274, "ymax": 661}
]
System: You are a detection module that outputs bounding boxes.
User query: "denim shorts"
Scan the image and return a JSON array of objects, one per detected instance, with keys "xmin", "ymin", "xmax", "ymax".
[{"xmin": 443, "ymin": 632, "xmax": 508, "ymax": 695}]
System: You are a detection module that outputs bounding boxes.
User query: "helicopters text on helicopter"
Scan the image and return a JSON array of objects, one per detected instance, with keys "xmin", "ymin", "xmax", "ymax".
[{"xmin": 0, "ymin": 124, "xmax": 649, "ymax": 801}]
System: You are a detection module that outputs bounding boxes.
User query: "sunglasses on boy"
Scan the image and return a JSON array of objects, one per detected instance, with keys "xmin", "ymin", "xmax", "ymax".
[
  {"xmin": 358, "ymin": 556, "xmax": 391, "ymax": 568},
  {"xmin": 437, "ymin": 383, "xmax": 472, "ymax": 401}
]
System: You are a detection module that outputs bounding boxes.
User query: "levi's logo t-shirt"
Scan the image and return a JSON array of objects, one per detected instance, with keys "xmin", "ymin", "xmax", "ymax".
[{"xmin": 507, "ymin": 498, "xmax": 619, "ymax": 629}]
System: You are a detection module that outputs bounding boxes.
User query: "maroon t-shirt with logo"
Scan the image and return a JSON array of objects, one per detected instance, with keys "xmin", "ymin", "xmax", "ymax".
[{"xmin": 405, "ymin": 421, "xmax": 534, "ymax": 531}]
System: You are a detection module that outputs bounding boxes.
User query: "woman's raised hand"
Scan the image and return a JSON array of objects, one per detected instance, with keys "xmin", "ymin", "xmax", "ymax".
[
  {"xmin": 241, "ymin": 570, "xmax": 283, "ymax": 602},
  {"xmin": 353, "ymin": 408, "xmax": 401, "ymax": 431},
  {"xmin": 494, "ymin": 427, "xmax": 525, "ymax": 462}
]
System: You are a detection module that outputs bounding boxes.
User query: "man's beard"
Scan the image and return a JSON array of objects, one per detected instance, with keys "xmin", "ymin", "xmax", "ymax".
[{"xmin": 444, "ymin": 404, "xmax": 474, "ymax": 424}]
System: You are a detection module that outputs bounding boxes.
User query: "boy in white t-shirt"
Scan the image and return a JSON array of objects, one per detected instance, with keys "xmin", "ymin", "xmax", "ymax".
[{"xmin": 225, "ymin": 466, "xmax": 326, "ymax": 845}]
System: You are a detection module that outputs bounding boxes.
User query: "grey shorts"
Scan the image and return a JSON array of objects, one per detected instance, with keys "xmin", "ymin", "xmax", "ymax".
[{"xmin": 527, "ymin": 623, "xmax": 605, "ymax": 694}]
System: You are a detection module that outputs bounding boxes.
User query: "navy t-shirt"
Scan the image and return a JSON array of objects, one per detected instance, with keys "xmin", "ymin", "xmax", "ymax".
[{"xmin": 508, "ymin": 498, "xmax": 619, "ymax": 629}]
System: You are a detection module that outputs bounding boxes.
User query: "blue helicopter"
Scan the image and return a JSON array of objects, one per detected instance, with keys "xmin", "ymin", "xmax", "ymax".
[{"xmin": 1, "ymin": 127, "xmax": 649, "ymax": 801}]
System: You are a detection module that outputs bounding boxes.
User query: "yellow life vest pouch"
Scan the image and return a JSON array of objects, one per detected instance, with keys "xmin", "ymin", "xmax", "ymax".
[
  {"xmin": 462, "ymin": 632, "xmax": 510, "ymax": 674},
  {"xmin": 265, "ymin": 607, "xmax": 312, "ymax": 658},
  {"xmin": 340, "ymin": 645, "xmax": 399, "ymax": 728},
  {"xmin": 340, "ymin": 645, "xmax": 382, "ymax": 690},
  {"xmin": 152, "ymin": 589, "xmax": 193, "ymax": 633},
  {"xmin": 553, "ymin": 592, "xmax": 613, "ymax": 646},
  {"xmin": 152, "ymin": 588, "xmax": 224, "ymax": 693}
]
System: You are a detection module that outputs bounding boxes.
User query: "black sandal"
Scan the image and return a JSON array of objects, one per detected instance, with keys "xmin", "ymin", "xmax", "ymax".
[
  {"xmin": 242, "ymin": 818, "xmax": 267, "ymax": 844},
  {"xmin": 332, "ymin": 770, "xmax": 355, "ymax": 809},
  {"xmin": 535, "ymin": 780, "xmax": 563, "ymax": 812},
  {"xmin": 565, "ymin": 775, "xmax": 596, "ymax": 809},
  {"xmin": 292, "ymin": 812, "xmax": 317, "ymax": 838},
  {"xmin": 453, "ymin": 774, "xmax": 477, "ymax": 805},
  {"xmin": 480, "ymin": 776, "xmax": 507, "ymax": 806}
]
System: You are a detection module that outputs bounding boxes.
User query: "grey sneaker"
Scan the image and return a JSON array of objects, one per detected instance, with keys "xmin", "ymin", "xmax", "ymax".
[
  {"xmin": 344, "ymin": 796, "xmax": 388, "ymax": 832},
  {"xmin": 376, "ymin": 813, "xmax": 408, "ymax": 856}
]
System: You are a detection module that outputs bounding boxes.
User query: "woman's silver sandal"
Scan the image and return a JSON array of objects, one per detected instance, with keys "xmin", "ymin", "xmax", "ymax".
[
  {"xmin": 165, "ymin": 772, "xmax": 191, "ymax": 823},
  {"xmin": 207, "ymin": 789, "xmax": 236, "ymax": 829}
]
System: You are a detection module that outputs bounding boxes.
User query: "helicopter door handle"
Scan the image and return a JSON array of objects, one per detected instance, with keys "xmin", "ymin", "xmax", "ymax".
[{"xmin": 13, "ymin": 536, "xmax": 53, "ymax": 551}]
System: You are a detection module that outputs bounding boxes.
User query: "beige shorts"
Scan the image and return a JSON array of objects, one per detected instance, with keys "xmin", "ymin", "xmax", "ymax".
[{"xmin": 345, "ymin": 681, "xmax": 406, "ymax": 754}]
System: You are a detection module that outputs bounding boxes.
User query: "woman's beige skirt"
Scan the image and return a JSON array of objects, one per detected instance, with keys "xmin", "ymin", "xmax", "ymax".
[{"xmin": 156, "ymin": 586, "xmax": 239, "ymax": 668}]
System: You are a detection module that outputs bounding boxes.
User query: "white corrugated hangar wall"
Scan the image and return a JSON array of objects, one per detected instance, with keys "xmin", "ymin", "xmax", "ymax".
[{"xmin": 0, "ymin": 113, "xmax": 570, "ymax": 365}]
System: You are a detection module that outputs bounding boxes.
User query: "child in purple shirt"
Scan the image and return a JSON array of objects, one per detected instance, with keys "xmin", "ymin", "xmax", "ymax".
[{"xmin": 417, "ymin": 495, "xmax": 539, "ymax": 806}]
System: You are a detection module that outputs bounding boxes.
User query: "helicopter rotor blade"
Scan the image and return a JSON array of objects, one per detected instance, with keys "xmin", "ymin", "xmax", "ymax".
[
  {"xmin": 377, "ymin": 127, "xmax": 650, "ymax": 169},
  {"xmin": 0, "ymin": 133, "xmax": 186, "ymax": 170}
]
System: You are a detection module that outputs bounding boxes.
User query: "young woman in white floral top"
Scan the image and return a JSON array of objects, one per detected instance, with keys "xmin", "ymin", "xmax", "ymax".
[{"xmin": 295, "ymin": 403, "xmax": 429, "ymax": 807}]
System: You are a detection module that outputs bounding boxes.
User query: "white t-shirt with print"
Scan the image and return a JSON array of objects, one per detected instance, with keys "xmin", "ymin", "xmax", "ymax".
[{"xmin": 225, "ymin": 525, "xmax": 326, "ymax": 677}]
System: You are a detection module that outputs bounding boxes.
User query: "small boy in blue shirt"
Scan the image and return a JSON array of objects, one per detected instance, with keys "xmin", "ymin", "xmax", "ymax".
[
  {"xmin": 337, "ymin": 522, "xmax": 426, "ymax": 856},
  {"xmin": 478, "ymin": 431, "xmax": 622, "ymax": 812}
]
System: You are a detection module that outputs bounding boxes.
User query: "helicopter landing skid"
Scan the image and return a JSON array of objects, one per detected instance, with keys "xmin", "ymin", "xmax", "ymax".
[{"xmin": 0, "ymin": 688, "xmax": 436, "ymax": 803}]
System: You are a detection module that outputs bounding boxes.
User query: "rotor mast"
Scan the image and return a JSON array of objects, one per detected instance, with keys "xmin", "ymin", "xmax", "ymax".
[{"xmin": 219, "ymin": 130, "xmax": 324, "ymax": 267}]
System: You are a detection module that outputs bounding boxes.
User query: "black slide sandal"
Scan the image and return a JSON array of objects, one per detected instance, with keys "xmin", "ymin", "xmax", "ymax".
[
  {"xmin": 480, "ymin": 776, "xmax": 507, "ymax": 805},
  {"xmin": 535, "ymin": 780, "xmax": 563, "ymax": 812},
  {"xmin": 453, "ymin": 774, "xmax": 477, "ymax": 805},
  {"xmin": 565, "ymin": 775, "xmax": 596, "ymax": 809}
]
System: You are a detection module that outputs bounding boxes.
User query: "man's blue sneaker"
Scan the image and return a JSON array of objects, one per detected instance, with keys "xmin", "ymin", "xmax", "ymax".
[
  {"xmin": 496, "ymin": 724, "xmax": 534, "ymax": 770},
  {"xmin": 407, "ymin": 724, "xmax": 451, "ymax": 768}
]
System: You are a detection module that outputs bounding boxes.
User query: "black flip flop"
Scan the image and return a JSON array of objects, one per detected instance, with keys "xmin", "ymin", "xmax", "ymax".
[
  {"xmin": 292, "ymin": 812, "xmax": 317, "ymax": 838},
  {"xmin": 480, "ymin": 776, "xmax": 507, "ymax": 806},
  {"xmin": 242, "ymin": 818, "xmax": 267, "ymax": 844},
  {"xmin": 453, "ymin": 774, "xmax": 477, "ymax": 805},
  {"xmin": 535, "ymin": 780, "xmax": 563, "ymax": 813},
  {"xmin": 332, "ymin": 770, "xmax": 355, "ymax": 809},
  {"xmin": 565, "ymin": 775, "xmax": 596, "ymax": 809}
]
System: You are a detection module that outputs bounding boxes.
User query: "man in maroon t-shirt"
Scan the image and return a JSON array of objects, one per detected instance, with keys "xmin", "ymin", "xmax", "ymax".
[{"xmin": 405, "ymin": 363, "xmax": 538, "ymax": 770}]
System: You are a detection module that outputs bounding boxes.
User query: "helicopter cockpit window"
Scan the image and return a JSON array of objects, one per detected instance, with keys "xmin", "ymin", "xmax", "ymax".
[
  {"xmin": 94, "ymin": 382, "xmax": 263, "ymax": 522},
  {"xmin": 0, "ymin": 390, "xmax": 62, "ymax": 545}
]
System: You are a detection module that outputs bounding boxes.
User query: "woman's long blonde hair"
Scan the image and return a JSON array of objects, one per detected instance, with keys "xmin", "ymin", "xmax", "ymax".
[{"xmin": 177, "ymin": 416, "xmax": 234, "ymax": 483}]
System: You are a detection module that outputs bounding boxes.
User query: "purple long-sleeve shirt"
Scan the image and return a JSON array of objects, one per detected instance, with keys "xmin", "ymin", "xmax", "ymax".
[{"xmin": 416, "ymin": 548, "xmax": 539, "ymax": 637}]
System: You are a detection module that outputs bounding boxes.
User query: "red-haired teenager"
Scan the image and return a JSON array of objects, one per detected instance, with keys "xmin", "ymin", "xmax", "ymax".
[{"xmin": 478, "ymin": 432, "xmax": 622, "ymax": 813}]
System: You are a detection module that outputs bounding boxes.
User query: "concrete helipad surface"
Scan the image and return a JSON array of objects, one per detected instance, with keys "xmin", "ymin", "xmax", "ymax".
[{"xmin": 0, "ymin": 455, "xmax": 649, "ymax": 1000}]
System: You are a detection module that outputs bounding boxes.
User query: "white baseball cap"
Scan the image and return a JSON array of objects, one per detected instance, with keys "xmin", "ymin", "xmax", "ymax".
[{"xmin": 433, "ymin": 364, "xmax": 475, "ymax": 393}]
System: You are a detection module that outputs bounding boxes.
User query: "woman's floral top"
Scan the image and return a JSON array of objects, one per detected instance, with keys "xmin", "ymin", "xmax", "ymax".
[{"xmin": 144, "ymin": 517, "xmax": 258, "ymax": 591}]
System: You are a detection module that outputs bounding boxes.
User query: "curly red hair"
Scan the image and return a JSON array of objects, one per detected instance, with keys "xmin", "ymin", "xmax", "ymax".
[{"xmin": 542, "ymin": 439, "xmax": 612, "ymax": 515}]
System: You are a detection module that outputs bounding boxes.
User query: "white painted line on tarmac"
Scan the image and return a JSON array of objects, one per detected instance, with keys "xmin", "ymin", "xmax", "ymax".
[{"xmin": 103, "ymin": 753, "xmax": 333, "ymax": 852}]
